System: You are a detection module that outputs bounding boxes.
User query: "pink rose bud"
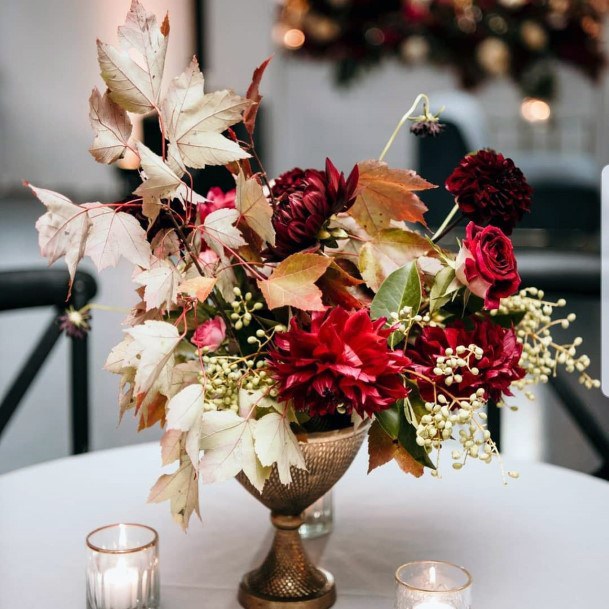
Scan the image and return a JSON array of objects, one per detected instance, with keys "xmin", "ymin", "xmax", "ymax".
[{"xmin": 191, "ymin": 316, "xmax": 227, "ymax": 352}]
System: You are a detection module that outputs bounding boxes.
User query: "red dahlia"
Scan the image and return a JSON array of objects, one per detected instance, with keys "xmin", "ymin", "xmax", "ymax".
[
  {"xmin": 267, "ymin": 307, "xmax": 410, "ymax": 418},
  {"xmin": 445, "ymin": 149, "xmax": 532, "ymax": 235},
  {"xmin": 407, "ymin": 317, "xmax": 525, "ymax": 404},
  {"xmin": 266, "ymin": 158, "xmax": 359, "ymax": 260}
]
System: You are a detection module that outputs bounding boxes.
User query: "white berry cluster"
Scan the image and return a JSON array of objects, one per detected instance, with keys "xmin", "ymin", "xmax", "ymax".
[
  {"xmin": 199, "ymin": 355, "xmax": 276, "ymax": 411},
  {"xmin": 229, "ymin": 287, "xmax": 264, "ymax": 330},
  {"xmin": 492, "ymin": 288, "xmax": 599, "ymax": 393}
]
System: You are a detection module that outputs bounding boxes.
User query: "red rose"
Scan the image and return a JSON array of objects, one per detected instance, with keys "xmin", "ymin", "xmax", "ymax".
[
  {"xmin": 267, "ymin": 307, "xmax": 410, "ymax": 418},
  {"xmin": 455, "ymin": 222, "xmax": 520, "ymax": 309},
  {"xmin": 407, "ymin": 317, "xmax": 525, "ymax": 405},
  {"xmin": 445, "ymin": 149, "xmax": 532, "ymax": 234}
]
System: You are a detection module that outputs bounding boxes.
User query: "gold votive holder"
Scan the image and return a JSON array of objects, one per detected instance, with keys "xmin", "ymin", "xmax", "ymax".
[
  {"xmin": 86, "ymin": 523, "xmax": 160, "ymax": 609},
  {"xmin": 395, "ymin": 560, "xmax": 472, "ymax": 609}
]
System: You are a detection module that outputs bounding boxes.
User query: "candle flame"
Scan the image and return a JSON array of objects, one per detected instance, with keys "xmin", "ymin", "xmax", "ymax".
[{"xmin": 429, "ymin": 565, "xmax": 437, "ymax": 587}]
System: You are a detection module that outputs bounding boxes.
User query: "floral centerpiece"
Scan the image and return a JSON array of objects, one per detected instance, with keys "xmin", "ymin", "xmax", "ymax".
[{"xmin": 29, "ymin": 1, "xmax": 598, "ymax": 537}]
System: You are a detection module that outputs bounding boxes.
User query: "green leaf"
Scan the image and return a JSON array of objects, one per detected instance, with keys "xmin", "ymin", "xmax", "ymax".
[
  {"xmin": 491, "ymin": 310, "xmax": 526, "ymax": 328},
  {"xmin": 430, "ymin": 266, "xmax": 458, "ymax": 313},
  {"xmin": 370, "ymin": 262, "xmax": 422, "ymax": 321},
  {"xmin": 376, "ymin": 399, "xmax": 435, "ymax": 470},
  {"xmin": 400, "ymin": 393, "xmax": 436, "ymax": 469}
]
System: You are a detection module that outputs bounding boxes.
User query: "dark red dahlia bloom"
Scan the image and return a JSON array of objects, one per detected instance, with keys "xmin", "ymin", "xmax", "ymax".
[
  {"xmin": 267, "ymin": 307, "xmax": 410, "ymax": 418},
  {"xmin": 407, "ymin": 317, "xmax": 525, "ymax": 404},
  {"xmin": 266, "ymin": 158, "xmax": 359, "ymax": 260},
  {"xmin": 445, "ymin": 149, "xmax": 532, "ymax": 235}
]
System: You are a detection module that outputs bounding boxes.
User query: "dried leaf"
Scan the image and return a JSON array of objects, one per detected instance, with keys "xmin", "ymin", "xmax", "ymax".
[
  {"xmin": 148, "ymin": 455, "xmax": 200, "ymax": 530},
  {"xmin": 350, "ymin": 160, "xmax": 434, "ymax": 234},
  {"xmin": 359, "ymin": 228, "xmax": 432, "ymax": 292},
  {"xmin": 258, "ymin": 253, "xmax": 332, "ymax": 311},
  {"xmin": 162, "ymin": 57, "xmax": 251, "ymax": 168},
  {"xmin": 203, "ymin": 207, "xmax": 247, "ymax": 254},
  {"xmin": 160, "ymin": 429, "xmax": 183, "ymax": 465},
  {"xmin": 88, "ymin": 87, "xmax": 133, "ymax": 164},
  {"xmin": 368, "ymin": 419, "xmax": 396, "ymax": 474},
  {"xmin": 235, "ymin": 171, "xmax": 275, "ymax": 246},
  {"xmin": 84, "ymin": 205, "xmax": 152, "ymax": 271},
  {"xmin": 178, "ymin": 276, "xmax": 216, "ymax": 302},
  {"xmin": 199, "ymin": 411, "xmax": 268, "ymax": 492},
  {"xmin": 393, "ymin": 444, "xmax": 424, "ymax": 478},
  {"xmin": 317, "ymin": 260, "xmax": 366, "ymax": 309},
  {"xmin": 29, "ymin": 184, "xmax": 91, "ymax": 285},
  {"xmin": 244, "ymin": 56, "xmax": 272, "ymax": 137},
  {"xmin": 97, "ymin": 0, "xmax": 169, "ymax": 113},
  {"xmin": 253, "ymin": 411, "xmax": 306, "ymax": 485},
  {"xmin": 133, "ymin": 258, "xmax": 181, "ymax": 311},
  {"xmin": 133, "ymin": 142, "xmax": 182, "ymax": 202}
]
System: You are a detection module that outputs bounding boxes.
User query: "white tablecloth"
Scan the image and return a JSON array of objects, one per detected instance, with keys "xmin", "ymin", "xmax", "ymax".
[{"xmin": 1, "ymin": 443, "xmax": 608, "ymax": 609}]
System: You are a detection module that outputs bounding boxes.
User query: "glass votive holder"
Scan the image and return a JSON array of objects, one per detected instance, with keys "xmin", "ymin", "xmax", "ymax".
[
  {"xmin": 86, "ymin": 523, "xmax": 160, "ymax": 609},
  {"xmin": 300, "ymin": 490, "xmax": 333, "ymax": 539},
  {"xmin": 395, "ymin": 560, "xmax": 472, "ymax": 609}
]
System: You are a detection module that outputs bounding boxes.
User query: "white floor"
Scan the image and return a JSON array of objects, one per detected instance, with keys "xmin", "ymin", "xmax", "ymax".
[{"xmin": 0, "ymin": 198, "xmax": 605, "ymax": 476}]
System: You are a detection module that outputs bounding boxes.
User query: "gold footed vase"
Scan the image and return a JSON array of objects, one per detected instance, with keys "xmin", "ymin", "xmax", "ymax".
[{"xmin": 236, "ymin": 422, "xmax": 369, "ymax": 609}]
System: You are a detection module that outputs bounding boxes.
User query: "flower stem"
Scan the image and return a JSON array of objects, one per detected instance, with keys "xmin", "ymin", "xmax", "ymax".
[
  {"xmin": 431, "ymin": 203, "xmax": 460, "ymax": 243},
  {"xmin": 379, "ymin": 93, "xmax": 428, "ymax": 162}
]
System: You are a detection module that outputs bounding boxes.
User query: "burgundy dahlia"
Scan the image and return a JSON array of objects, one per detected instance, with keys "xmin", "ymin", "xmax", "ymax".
[
  {"xmin": 266, "ymin": 158, "xmax": 359, "ymax": 260},
  {"xmin": 267, "ymin": 307, "xmax": 410, "ymax": 418},
  {"xmin": 407, "ymin": 317, "xmax": 525, "ymax": 404},
  {"xmin": 445, "ymin": 149, "xmax": 532, "ymax": 235}
]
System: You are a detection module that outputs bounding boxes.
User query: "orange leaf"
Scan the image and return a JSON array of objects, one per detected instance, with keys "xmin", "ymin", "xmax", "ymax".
[
  {"xmin": 368, "ymin": 420, "xmax": 397, "ymax": 474},
  {"xmin": 178, "ymin": 276, "xmax": 216, "ymax": 302},
  {"xmin": 318, "ymin": 260, "xmax": 367, "ymax": 309},
  {"xmin": 394, "ymin": 444, "xmax": 424, "ymax": 478},
  {"xmin": 350, "ymin": 160, "xmax": 435, "ymax": 234},
  {"xmin": 258, "ymin": 253, "xmax": 332, "ymax": 311}
]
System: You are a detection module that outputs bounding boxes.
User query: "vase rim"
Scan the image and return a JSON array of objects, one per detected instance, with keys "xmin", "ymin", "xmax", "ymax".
[{"xmin": 297, "ymin": 419, "xmax": 371, "ymax": 444}]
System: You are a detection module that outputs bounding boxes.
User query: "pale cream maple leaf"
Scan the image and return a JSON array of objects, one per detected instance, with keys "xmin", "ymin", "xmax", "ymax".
[
  {"xmin": 161, "ymin": 57, "xmax": 251, "ymax": 169},
  {"xmin": 133, "ymin": 258, "xmax": 181, "ymax": 311}
]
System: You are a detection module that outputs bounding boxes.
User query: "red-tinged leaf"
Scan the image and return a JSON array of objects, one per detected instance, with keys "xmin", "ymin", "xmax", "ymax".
[
  {"xmin": 318, "ymin": 260, "xmax": 367, "ymax": 309},
  {"xmin": 359, "ymin": 228, "xmax": 433, "ymax": 292},
  {"xmin": 368, "ymin": 419, "xmax": 397, "ymax": 474},
  {"xmin": 244, "ymin": 56, "xmax": 272, "ymax": 137},
  {"xmin": 350, "ymin": 160, "xmax": 435, "ymax": 234},
  {"xmin": 148, "ymin": 456, "xmax": 200, "ymax": 530},
  {"xmin": 258, "ymin": 253, "xmax": 332, "ymax": 311},
  {"xmin": 394, "ymin": 444, "xmax": 424, "ymax": 478},
  {"xmin": 161, "ymin": 429, "xmax": 183, "ymax": 465},
  {"xmin": 88, "ymin": 87, "xmax": 133, "ymax": 164}
]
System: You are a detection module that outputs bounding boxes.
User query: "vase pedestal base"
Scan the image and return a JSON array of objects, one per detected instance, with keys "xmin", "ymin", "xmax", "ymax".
[{"xmin": 238, "ymin": 569, "xmax": 336, "ymax": 609}]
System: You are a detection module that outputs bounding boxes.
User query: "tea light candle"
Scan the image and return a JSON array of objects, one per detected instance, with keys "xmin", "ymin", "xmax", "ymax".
[
  {"xmin": 86, "ymin": 523, "xmax": 160, "ymax": 609},
  {"xmin": 103, "ymin": 557, "xmax": 138, "ymax": 609},
  {"xmin": 395, "ymin": 561, "xmax": 472, "ymax": 609}
]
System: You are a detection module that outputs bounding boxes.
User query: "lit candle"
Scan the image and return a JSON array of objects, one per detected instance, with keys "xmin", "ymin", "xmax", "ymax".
[{"xmin": 103, "ymin": 557, "xmax": 138, "ymax": 609}]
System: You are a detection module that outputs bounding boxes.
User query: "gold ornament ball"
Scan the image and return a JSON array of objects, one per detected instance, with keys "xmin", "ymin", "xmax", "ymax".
[
  {"xmin": 303, "ymin": 13, "xmax": 341, "ymax": 43},
  {"xmin": 400, "ymin": 36, "xmax": 430, "ymax": 63},
  {"xmin": 521, "ymin": 20, "xmax": 548, "ymax": 50},
  {"xmin": 476, "ymin": 37, "xmax": 511, "ymax": 76}
]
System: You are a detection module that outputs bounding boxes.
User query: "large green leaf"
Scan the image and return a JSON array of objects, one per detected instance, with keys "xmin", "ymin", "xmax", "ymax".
[{"xmin": 371, "ymin": 262, "xmax": 421, "ymax": 322}]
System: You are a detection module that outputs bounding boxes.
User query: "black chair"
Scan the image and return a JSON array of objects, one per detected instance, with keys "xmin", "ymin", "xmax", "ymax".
[
  {"xmin": 487, "ymin": 251, "xmax": 609, "ymax": 479},
  {"xmin": 0, "ymin": 269, "xmax": 97, "ymax": 455}
]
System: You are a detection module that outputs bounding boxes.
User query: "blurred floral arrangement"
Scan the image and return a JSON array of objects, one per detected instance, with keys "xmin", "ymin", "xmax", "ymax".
[
  {"xmin": 276, "ymin": 0, "xmax": 607, "ymax": 99},
  {"xmin": 28, "ymin": 1, "xmax": 598, "ymax": 529}
]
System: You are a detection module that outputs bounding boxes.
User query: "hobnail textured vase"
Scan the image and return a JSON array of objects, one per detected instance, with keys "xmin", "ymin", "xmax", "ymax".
[{"xmin": 236, "ymin": 422, "xmax": 369, "ymax": 609}]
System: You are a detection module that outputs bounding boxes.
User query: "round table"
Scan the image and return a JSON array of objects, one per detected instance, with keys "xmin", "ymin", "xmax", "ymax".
[{"xmin": 1, "ymin": 443, "xmax": 607, "ymax": 609}]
